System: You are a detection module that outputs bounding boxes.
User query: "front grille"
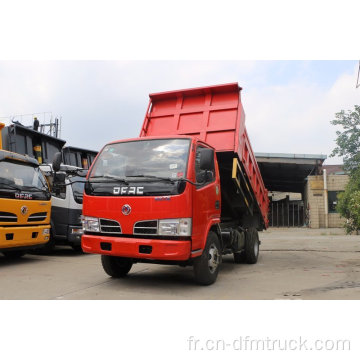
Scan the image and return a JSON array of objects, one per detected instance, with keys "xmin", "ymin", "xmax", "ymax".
[
  {"xmin": 100, "ymin": 219, "xmax": 122, "ymax": 234},
  {"xmin": 28, "ymin": 212, "xmax": 47, "ymax": 222},
  {"xmin": 133, "ymin": 220, "xmax": 158, "ymax": 235},
  {"xmin": 0, "ymin": 211, "xmax": 17, "ymax": 223}
]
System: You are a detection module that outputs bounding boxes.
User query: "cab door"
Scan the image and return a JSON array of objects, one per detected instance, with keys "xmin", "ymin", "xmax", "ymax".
[
  {"xmin": 51, "ymin": 177, "xmax": 70, "ymax": 238},
  {"xmin": 191, "ymin": 144, "xmax": 221, "ymax": 251}
]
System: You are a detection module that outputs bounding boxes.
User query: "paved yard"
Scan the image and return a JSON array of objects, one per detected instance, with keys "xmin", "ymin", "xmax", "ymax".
[{"xmin": 1, "ymin": 228, "xmax": 359, "ymax": 299}]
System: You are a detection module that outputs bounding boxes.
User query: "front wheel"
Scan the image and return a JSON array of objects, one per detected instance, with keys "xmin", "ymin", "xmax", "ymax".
[
  {"xmin": 101, "ymin": 255, "xmax": 133, "ymax": 278},
  {"xmin": 244, "ymin": 227, "xmax": 259, "ymax": 264},
  {"xmin": 193, "ymin": 231, "xmax": 222, "ymax": 285}
]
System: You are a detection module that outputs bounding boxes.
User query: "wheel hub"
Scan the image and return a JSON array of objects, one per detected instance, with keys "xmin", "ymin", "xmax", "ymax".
[
  {"xmin": 208, "ymin": 244, "xmax": 220, "ymax": 273},
  {"xmin": 254, "ymin": 240, "xmax": 259, "ymax": 257}
]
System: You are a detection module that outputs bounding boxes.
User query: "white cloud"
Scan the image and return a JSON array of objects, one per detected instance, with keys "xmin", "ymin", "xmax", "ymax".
[
  {"xmin": 244, "ymin": 64, "xmax": 360, "ymax": 164},
  {"xmin": 0, "ymin": 61, "xmax": 358, "ymax": 167}
]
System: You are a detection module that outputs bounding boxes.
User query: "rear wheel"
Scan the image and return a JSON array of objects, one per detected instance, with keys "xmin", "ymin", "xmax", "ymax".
[
  {"xmin": 233, "ymin": 251, "xmax": 246, "ymax": 263},
  {"xmin": 2, "ymin": 250, "xmax": 25, "ymax": 259},
  {"xmin": 244, "ymin": 227, "xmax": 259, "ymax": 264},
  {"xmin": 101, "ymin": 255, "xmax": 133, "ymax": 278},
  {"xmin": 193, "ymin": 231, "xmax": 221, "ymax": 285}
]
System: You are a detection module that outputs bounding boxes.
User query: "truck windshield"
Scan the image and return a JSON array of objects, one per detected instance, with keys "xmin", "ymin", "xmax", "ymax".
[
  {"xmin": 0, "ymin": 160, "xmax": 48, "ymax": 192},
  {"xmin": 90, "ymin": 139, "xmax": 191, "ymax": 180}
]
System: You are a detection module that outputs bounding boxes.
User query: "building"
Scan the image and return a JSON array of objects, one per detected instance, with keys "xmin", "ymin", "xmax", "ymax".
[
  {"xmin": 255, "ymin": 153, "xmax": 348, "ymax": 229},
  {"xmin": 304, "ymin": 168, "xmax": 348, "ymax": 229}
]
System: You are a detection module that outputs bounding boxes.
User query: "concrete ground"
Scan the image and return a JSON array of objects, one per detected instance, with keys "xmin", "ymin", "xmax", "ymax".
[{"xmin": 1, "ymin": 227, "xmax": 360, "ymax": 300}]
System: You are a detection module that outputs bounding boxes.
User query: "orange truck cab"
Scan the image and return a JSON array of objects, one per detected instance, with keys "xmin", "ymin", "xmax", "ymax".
[
  {"xmin": 0, "ymin": 122, "xmax": 52, "ymax": 258},
  {"xmin": 0, "ymin": 153, "xmax": 51, "ymax": 258},
  {"xmin": 81, "ymin": 83, "xmax": 269, "ymax": 285}
]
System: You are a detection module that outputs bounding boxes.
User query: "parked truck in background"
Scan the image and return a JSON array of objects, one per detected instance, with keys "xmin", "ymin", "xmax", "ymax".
[
  {"xmin": 0, "ymin": 123, "xmax": 51, "ymax": 258},
  {"xmin": 40, "ymin": 145, "xmax": 97, "ymax": 251},
  {"xmin": 62, "ymin": 146, "xmax": 98, "ymax": 170},
  {"xmin": 1, "ymin": 121, "xmax": 97, "ymax": 252},
  {"xmin": 40, "ymin": 163, "xmax": 88, "ymax": 251},
  {"xmin": 81, "ymin": 83, "xmax": 269, "ymax": 284},
  {"xmin": 43, "ymin": 147, "xmax": 97, "ymax": 251}
]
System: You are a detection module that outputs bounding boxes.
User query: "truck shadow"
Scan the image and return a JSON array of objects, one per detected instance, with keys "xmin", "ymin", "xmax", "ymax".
[
  {"xmin": 31, "ymin": 247, "xmax": 89, "ymax": 257},
  {"xmin": 124, "ymin": 267, "xmax": 196, "ymax": 288},
  {"xmin": 110, "ymin": 256, "xmax": 242, "ymax": 289},
  {"xmin": 0, "ymin": 255, "xmax": 44, "ymax": 268}
]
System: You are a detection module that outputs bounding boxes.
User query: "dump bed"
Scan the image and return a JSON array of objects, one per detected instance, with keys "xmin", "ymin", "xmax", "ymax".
[
  {"xmin": 62, "ymin": 146, "xmax": 98, "ymax": 169},
  {"xmin": 140, "ymin": 83, "xmax": 269, "ymax": 227},
  {"xmin": 1, "ymin": 123, "xmax": 66, "ymax": 164}
]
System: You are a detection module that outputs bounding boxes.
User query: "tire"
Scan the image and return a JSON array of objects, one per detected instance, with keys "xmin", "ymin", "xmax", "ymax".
[
  {"xmin": 101, "ymin": 255, "xmax": 133, "ymax": 278},
  {"xmin": 71, "ymin": 244, "xmax": 83, "ymax": 252},
  {"xmin": 233, "ymin": 251, "xmax": 246, "ymax": 264},
  {"xmin": 193, "ymin": 231, "xmax": 222, "ymax": 285},
  {"xmin": 244, "ymin": 227, "xmax": 259, "ymax": 264},
  {"xmin": 2, "ymin": 250, "xmax": 25, "ymax": 259}
]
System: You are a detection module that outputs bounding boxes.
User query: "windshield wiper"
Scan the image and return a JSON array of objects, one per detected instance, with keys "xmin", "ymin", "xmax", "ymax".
[
  {"xmin": 0, "ymin": 182, "xmax": 48, "ymax": 193},
  {"xmin": 89, "ymin": 175, "xmax": 129, "ymax": 184},
  {"xmin": 126, "ymin": 174, "xmax": 175, "ymax": 184},
  {"xmin": 21, "ymin": 185, "xmax": 48, "ymax": 192},
  {"xmin": 0, "ymin": 182, "xmax": 22, "ymax": 191}
]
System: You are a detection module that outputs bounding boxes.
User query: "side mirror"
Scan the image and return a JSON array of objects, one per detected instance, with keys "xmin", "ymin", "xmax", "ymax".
[
  {"xmin": 52, "ymin": 152, "xmax": 62, "ymax": 172},
  {"xmin": 54, "ymin": 172, "xmax": 66, "ymax": 184},
  {"xmin": 76, "ymin": 169, "xmax": 88, "ymax": 177},
  {"xmin": 199, "ymin": 148, "xmax": 214, "ymax": 171}
]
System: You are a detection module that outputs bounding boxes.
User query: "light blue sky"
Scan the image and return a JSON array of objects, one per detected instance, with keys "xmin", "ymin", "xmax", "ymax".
[
  {"xmin": 246, "ymin": 61, "xmax": 356, "ymax": 88},
  {"xmin": 0, "ymin": 60, "xmax": 359, "ymax": 164}
]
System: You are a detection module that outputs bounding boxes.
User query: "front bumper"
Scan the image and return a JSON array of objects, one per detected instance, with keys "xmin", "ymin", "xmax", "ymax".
[
  {"xmin": 0, "ymin": 225, "xmax": 51, "ymax": 250},
  {"xmin": 82, "ymin": 234, "xmax": 191, "ymax": 261}
]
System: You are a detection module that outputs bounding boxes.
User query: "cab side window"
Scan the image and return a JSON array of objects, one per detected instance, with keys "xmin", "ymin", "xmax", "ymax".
[{"xmin": 195, "ymin": 146, "xmax": 215, "ymax": 186}]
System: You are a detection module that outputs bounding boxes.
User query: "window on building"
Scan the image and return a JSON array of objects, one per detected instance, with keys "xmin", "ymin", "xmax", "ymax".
[{"xmin": 328, "ymin": 191, "xmax": 342, "ymax": 213}]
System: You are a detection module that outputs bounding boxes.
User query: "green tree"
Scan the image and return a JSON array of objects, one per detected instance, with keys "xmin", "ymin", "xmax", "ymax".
[
  {"xmin": 330, "ymin": 105, "xmax": 360, "ymax": 233},
  {"xmin": 330, "ymin": 105, "xmax": 360, "ymax": 173},
  {"xmin": 336, "ymin": 167, "xmax": 360, "ymax": 233}
]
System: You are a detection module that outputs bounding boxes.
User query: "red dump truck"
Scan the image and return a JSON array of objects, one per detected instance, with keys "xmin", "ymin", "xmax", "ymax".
[{"xmin": 81, "ymin": 83, "xmax": 269, "ymax": 285}]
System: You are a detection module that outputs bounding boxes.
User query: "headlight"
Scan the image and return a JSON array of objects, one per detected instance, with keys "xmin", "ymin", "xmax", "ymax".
[
  {"xmin": 81, "ymin": 216, "xmax": 100, "ymax": 232},
  {"xmin": 42, "ymin": 228, "xmax": 50, "ymax": 235},
  {"xmin": 71, "ymin": 228, "xmax": 84, "ymax": 234},
  {"xmin": 158, "ymin": 218, "xmax": 192, "ymax": 236}
]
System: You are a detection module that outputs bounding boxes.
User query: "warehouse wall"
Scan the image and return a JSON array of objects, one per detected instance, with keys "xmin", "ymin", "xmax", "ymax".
[{"xmin": 304, "ymin": 174, "xmax": 349, "ymax": 229}]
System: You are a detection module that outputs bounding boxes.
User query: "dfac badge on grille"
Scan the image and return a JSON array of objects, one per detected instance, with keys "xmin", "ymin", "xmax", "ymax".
[
  {"xmin": 122, "ymin": 204, "xmax": 131, "ymax": 215},
  {"xmin": 21, "ymin": 206, "xmax": 28, "ymax": 216}
]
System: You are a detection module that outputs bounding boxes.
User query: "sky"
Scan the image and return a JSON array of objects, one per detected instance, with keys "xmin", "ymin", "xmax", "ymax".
[{"xmin": 0, "ymin": 60, "xmax": 359, "ymax": 165}]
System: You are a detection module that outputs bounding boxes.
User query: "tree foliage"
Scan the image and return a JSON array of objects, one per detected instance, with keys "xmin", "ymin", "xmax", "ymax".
[
  {"xmin": 330, "ymin": 105, "xmax": 360, "ymax": 173},
  {"xmin": 331, "ymin": 105, "xmax": 360, "ymax": 233},
  {"xmin": 336, "ymin": 168, "xmax": 360, "ymax": 233}
]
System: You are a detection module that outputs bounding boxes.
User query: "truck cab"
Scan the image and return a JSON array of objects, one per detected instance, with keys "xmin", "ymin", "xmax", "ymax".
[
  {"xmin": 0, "ymin": 149, "xmax": 51, "ymax": 258},
  {"xmin": 40, "ymin": 163, "xmax": 87, "ymax": 251}
]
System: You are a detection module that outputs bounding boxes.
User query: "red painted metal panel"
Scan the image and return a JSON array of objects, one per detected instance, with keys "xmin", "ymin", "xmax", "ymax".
[{"xmin": 140, "ymin": 83, "xmax": 269, "ymax": 227}]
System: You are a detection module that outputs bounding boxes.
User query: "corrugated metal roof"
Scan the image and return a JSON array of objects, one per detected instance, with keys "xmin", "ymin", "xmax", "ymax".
[{"xmin": 255, "ymin": 152, "xmax": 327, "ymax": 160}]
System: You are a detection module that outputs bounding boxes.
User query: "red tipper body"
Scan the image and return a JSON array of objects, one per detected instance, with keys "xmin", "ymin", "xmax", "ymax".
[
  {"xmin": 140, "ymin": 83, "xmax": 269, "ymax": 226},
  {"xmin": 82, "ymin": 83, "xmax": 268, "ymax": 264}
]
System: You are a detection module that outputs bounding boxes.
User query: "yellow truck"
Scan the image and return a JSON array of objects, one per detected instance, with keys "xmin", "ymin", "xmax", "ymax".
[{"xmin": 0, "ymin": 123, "xmax": 51, "ymax": 258}]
